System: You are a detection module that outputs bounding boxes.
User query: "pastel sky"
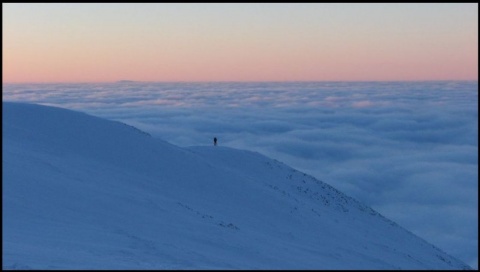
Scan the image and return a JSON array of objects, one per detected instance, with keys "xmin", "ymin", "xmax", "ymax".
[{"xmin": 3, "ymin": 3, "xmax": 478, "ymax": 83}]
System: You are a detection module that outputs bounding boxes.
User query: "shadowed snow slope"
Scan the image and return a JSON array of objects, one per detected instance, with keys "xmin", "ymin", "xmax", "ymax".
[{"xmin": 3, "ymin": 102, "xmax": 471, "ymax": 269}]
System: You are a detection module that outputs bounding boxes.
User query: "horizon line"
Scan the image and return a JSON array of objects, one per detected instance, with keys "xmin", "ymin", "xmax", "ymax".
[{"xmin": 3, "ymin": 79, "xmax": 478, "ymax": 85}]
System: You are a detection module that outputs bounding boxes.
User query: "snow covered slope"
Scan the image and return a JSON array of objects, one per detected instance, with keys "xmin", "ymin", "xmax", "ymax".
[{"xmin": 3, "ymin": 102, "xmax": 471, "ymax": 269}]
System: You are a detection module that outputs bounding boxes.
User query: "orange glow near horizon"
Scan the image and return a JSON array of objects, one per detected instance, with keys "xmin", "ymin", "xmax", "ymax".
[{"xmin": 3, "ymin": 3, "xmax": 478, "ymax": 83}]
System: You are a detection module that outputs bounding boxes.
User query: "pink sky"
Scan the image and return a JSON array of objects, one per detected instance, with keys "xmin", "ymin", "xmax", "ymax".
[{"xmin": 3, "ymin": 3, "xmax": 478, "ymax": 83}]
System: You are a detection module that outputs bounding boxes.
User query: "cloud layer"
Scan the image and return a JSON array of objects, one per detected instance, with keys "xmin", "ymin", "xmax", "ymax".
[{"xmin": 3, "ymin": 81, "xmax": 478, "ymax": 268}]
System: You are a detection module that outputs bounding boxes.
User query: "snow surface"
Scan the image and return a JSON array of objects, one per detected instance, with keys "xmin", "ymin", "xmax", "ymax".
[{"xmin": 3, "ymin": 102, "xmax": 472, "ymax": 269}]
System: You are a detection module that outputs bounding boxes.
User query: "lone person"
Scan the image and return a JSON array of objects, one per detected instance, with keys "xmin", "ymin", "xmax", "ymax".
[{"xmin": 213, "ymin": 137, "xmax": 217, "ymax": 146}]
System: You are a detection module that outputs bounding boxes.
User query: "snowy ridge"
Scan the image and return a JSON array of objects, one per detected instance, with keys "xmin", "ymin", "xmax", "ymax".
[{"xmin": 3, "ymin": 102, "xmax": 471, "ymax": 269}]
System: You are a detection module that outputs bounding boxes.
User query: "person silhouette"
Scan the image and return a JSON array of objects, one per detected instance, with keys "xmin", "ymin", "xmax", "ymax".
[{"xmin": 213, "ymin": 137, "xmax": 217, "ymax": 146}]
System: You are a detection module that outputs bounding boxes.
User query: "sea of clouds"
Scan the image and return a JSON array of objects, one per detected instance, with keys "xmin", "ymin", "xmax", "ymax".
[{"xmin": 3, "ymin": 81, "xmax": 478, "ymax": 268}]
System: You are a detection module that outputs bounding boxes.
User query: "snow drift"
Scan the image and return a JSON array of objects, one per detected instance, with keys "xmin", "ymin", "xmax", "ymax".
[{"xmin": 2, "ymin": 102, "xmax": 471, "ymax": 269}]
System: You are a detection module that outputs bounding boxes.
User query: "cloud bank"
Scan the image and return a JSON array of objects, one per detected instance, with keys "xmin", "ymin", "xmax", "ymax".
[{"xmin": 3, "ymin": 81, "xmax": 478, "ymax": 268}]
